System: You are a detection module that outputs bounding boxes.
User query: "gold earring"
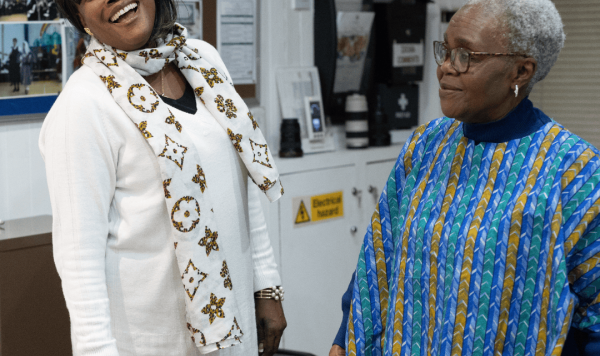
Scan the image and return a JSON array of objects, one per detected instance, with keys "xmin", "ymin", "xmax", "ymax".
[{"xmin": 84, "ymin": 28, "xmax": 93, "ymax": 36}]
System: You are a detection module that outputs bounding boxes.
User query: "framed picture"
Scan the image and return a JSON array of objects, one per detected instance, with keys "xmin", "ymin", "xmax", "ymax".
[{"xmin": 0, "ymin": 21, "xmax": 66, "ymax": 116}]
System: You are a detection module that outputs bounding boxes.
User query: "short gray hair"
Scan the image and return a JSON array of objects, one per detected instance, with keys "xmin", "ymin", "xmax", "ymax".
[{"xmin": 463, "ymin": 0, "xmax": 566, "ymax": 93}]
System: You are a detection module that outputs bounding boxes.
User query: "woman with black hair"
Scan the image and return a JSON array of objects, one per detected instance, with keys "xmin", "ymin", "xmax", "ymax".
[
  {"xmin": 39, "ymin": 0, "xmax": 286, "ymax": 355},
  {"xmin": 8, "ymin": 38, "xmax": 20, "ymax": 92}
]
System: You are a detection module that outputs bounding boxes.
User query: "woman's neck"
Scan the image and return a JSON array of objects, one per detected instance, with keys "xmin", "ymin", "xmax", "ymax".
[{"xmin": 143, "ymin": 62, "xmax": 187, "ymax": 100}]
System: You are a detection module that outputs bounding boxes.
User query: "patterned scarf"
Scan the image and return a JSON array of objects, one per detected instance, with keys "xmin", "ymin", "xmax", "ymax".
[{"xmin": 82, "ymin": 24, "xmax": 283, "ymax": 353}]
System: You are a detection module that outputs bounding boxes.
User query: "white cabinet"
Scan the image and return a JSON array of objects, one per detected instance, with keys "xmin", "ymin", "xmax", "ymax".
[
  {"xmin": 279, "ymin": 165, "xmax": 362, "ymax": 355},
  {"xmin": 361, "ymin": 159, "xmax": 398, "ymax": 229},
  {"xmin": 260, "ymin": 144, "xmax": 403, "ymax": 355}
]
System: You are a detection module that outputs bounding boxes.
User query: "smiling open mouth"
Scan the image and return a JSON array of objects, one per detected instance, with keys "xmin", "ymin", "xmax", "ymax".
[{"xmin": 110, "ymin": 2, "xmax": 138, "ymax": 23}]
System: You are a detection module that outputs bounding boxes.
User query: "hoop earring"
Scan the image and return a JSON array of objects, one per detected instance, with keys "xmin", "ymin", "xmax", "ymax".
[
  {"xmin": 84, "ymin": 28, "xmax": 93, "ymax": 37},
  {"xmin": 514, "ymin": 85, "xmax": 519, "ymax": 98}
]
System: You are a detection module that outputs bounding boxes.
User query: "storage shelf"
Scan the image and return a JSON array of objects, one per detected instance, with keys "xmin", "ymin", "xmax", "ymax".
[
  {"xmin": 274, "ymin": 126, "xmax": 413, "ymax": 174},
  {"xmin": 276, "ymin": 144, "xmax": 403, "ymax": 175}
]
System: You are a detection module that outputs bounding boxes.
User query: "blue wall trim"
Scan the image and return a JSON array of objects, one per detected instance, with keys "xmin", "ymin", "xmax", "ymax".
[{"xmin": 0, "ymin": 96, "xmax": 58, "ymax": 116}]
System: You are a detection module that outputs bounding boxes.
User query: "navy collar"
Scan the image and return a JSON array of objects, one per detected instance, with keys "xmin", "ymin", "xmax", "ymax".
[{"xmin": 462, "ymin": 97, "xmax": 551, "ymax": 143}]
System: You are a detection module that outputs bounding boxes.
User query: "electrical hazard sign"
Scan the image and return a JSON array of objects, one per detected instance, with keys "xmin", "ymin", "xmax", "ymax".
[
  {"xmin": 311, "ymin": 191, "xmax": 343, "ymax": 222},
  {"xmin": 295, "ymin": 201, "xmax": 310, "ymax": 224},
  {"xmin": 292, "ymin": 191, "xmax": 344, "ymax": 227}
]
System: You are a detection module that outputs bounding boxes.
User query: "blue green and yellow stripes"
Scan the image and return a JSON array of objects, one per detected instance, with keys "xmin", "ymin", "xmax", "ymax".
[
  {"xmin": 427, "ymin": 137, "xmax": 468, "ymax": 356},
  {"xmin": 451, "ymin": 143, "xmax": 506, "ymax": 356},
  {"xmin": 347, "ymin": 117, "xmax": 600, "ymax": 356}
]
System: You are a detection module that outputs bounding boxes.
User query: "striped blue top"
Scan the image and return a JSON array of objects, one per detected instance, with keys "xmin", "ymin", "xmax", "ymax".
[{"xmin": 340, "ymin": 98, "xmax": 600, "ymax": 356}]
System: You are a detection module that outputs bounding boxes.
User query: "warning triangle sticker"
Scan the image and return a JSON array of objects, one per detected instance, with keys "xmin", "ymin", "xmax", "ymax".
[{"xmin": 295, "ymin": 200, "xmax": 311, "ymax": 224}]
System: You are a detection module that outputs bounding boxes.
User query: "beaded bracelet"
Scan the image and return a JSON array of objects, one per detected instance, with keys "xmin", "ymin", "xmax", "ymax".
[{"xmin": 254, "ymin": 286, "xmax": 285, "ymax": 301}]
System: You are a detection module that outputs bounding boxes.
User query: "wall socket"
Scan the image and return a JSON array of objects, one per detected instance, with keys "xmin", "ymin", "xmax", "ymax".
[{"xmin": 292, "ymin": 0, "xmax": 311, "ymax": 11}]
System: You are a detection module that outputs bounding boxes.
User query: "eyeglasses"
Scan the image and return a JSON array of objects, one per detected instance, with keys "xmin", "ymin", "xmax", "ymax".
[{"xmin": 433, "ymin": 41, "xmax": 528, "ymax": 73}]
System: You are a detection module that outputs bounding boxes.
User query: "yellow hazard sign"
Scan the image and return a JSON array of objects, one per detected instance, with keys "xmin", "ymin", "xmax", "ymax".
[
  {"xmin": 295, "ymin": 200, "xmax": 311, "ymax": 224},
  {"xmin": 292, "ymin": 191, "xmax": 344, "ymax": 227},
  {"xmin": 311, "ymin": 191, "xmax": 344, "ymax": 222}
]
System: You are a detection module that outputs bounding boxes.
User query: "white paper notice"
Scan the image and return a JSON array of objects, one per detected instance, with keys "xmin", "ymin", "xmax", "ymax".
[
  {"xmin": 218, "ymin": 0, "xmax": 256, "ymax": 84},
  {"xmin": 276, "ymin": 68, "xmax": 323, "ymax": 138},
  {"xmin": 392, "ymin": 43, "xmax": 424, "ymax": 68},
  {"xmin": 333, "ymin": 12, "xmax": 375, "ymax": 94}
]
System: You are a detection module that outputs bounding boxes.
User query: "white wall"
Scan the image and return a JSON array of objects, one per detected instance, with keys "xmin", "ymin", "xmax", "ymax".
[
  {"xmin": 436, "ymin": 0, "xmax": 469, "ymax": 11},
  {"xmin": 0, "ymin": 0, "xmax": 315, "ymax": 222},
  {"xmin": 420, "ymin": 2, "xmax": 444, "ymax": 125},
  {"xmin": 0, "ymin": 117, "xmax": 51, "ymax": 221},
  {"xmin": 258, "ymin": 0, "xmax": 314, "ymax": 153},
  {"xmin": 0, "ymin": 0, "xmax": 459, "ymax": 222},
  {"xmin": 257, "ymin": 0, "xmax": 445, "ymax": 140}
]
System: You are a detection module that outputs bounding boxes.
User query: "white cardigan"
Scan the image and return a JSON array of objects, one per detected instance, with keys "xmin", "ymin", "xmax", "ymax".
[{"xmin": 39, "ymin": 45, "xmax": 281, "ymax": 356}]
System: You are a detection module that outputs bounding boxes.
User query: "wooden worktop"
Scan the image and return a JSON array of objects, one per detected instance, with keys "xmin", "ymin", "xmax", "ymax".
[{"xmin": 0, "ymin": 215, "xmax": 52, "ymax": 251}]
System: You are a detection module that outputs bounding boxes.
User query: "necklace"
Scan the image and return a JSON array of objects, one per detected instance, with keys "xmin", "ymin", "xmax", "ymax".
[{"xmin": 160, "ymin": 68, "xmax": 169, "ymax": 99}]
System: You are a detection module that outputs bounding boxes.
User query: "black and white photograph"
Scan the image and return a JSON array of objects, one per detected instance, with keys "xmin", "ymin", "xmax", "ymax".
[{"xmin": 0, "ymin": 0, "xmax": 60, "ymax": 22}]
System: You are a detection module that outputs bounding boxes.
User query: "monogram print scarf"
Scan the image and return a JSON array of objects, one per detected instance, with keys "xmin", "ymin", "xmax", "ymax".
[{"xmin": 82, "ymin": 24, "xmax": 283, "ymax": 353}]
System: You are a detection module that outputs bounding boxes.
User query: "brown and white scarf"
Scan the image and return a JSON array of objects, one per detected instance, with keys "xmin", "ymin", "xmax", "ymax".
[{"xmin": 82, "ymin": 24, "xmax": 283, "ymax": 353}]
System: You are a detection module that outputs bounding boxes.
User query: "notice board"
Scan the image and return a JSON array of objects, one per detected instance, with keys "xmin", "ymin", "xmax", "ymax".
[{"xmin": 202, "ymin": 0, "xmax": 256, "ymax": 98}]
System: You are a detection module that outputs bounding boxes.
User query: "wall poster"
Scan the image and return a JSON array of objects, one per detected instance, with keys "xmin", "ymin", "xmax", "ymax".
[
  {"xmin": 0, "ymin": 21, "xmax": 70, "ymax": 116},
  {"xmin": 333, "ymin": 11, "xmax": 374, "ymax": 94},
  {"xmin": 217, "ymin": 0, "xmax": 256, "ymax": 85}
]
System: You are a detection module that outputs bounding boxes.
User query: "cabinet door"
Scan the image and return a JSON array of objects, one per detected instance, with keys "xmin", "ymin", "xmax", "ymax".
[
  {"xmin": 362, "ymin": 159, "xmax": 397, "ymax": 227},
  {"xmin": 279, "ymin": 165, "xmax": 362, "ymax": 356}
]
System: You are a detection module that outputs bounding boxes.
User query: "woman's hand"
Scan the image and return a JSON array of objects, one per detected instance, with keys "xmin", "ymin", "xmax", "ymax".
[
  {"xmin": 255, "ymin": 298, "xmax": 287, "ymax": 356},
  {"xmin": 329, "ymin": 344, "xmax": 345, "ymax": 356}
]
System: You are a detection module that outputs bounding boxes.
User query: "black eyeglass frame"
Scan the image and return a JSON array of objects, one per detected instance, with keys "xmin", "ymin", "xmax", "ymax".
[{"xmin": 433, "ymin": 41, "xmax": 530, "ymax": 73}]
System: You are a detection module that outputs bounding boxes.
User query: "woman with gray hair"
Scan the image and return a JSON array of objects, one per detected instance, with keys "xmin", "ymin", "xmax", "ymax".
[{"xmin": 330, "ymin": 0, "xmax": 600, "ymax": 355}]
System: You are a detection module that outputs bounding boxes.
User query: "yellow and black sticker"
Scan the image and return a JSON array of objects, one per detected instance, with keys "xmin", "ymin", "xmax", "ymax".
[
  {"xmin": 292, "ymin": 191, "xmax": 343, "ymax": 227},
  {"xmin": 295, "ymin": 200, "xmax": 311, "ymax": 224},
  {"xmin": 311, "ymin": 191, "xmax": 343, "ymax": 222}
]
